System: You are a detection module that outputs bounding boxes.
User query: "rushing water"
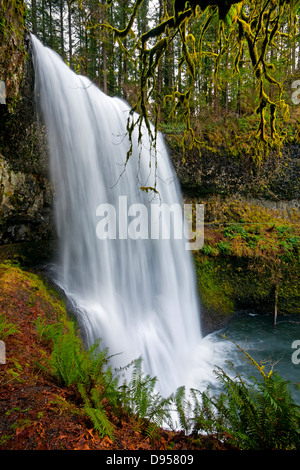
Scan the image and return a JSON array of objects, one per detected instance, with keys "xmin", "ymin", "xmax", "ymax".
[
  {"xmin": 31, "ymin": 34, "xmax": 202, "ymax": 397},
  {"xmin": 31, "ymin": 35, "xmax": 299, "ymax": 404}
]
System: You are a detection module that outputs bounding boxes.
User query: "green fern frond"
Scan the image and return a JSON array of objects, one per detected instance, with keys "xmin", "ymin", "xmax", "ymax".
[
  {"xmin": 205, "ymin": 345, "xmax": 300, "ymax": 450},
  {"xmin": 78, "ymin": 383, "xmax": 114, "ymax": 440},
  {"xmin": 118, "ymin": 357, "xmax": 172, "ymax": 434},
  {"xmin": 174, "ymin": 385, "xmax": 192, "ymax": 433},
  {"xmin": 0, "ymin": 314, "xmax": 20, "ymax": 340}
]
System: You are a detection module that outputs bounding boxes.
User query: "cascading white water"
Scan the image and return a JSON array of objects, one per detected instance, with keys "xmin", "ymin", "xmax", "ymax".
[{"xmin": 31, "ymin": 34, "xmax": 203, "ymax": 396}]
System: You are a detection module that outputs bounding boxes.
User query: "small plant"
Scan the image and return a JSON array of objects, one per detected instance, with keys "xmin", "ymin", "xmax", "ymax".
[
  {"xmin": 174, "ymin": 385, "xmax": 192, "ymax": 433},
  {"xmin": 216, "ymin": 241, "xmax": 231, "ymax": 255},
  {"xmin": 201, "ymin": 244, "xmax": 213, "ymax": 255},
  {"xmin": 77, "ymin": 383, "xmax": 115, "ymax": 440},
  {"xmin": 36, "ymin": 317, "xmax": 115, "ymax": 388},
  {"xmin": 119, "ymin": 357, "xmax": 173, "ymax": 439},
  {"xmin": 36, "ymin": 316, "xmax": 119, "ymax": 440},
  {"xmin": 174, "ymin": 339, "xmax": 300, "ymax": 450},
  {"xmin": 35, "ymin": 312, "xmax": 300, "ymax": 449},
  {"xmin": 209, "ymin": 365, "xmax": 300, "ymax": 449},
  {"xmin": 0, "ymin": 314, "xmax": 19, "ymax": 340}
]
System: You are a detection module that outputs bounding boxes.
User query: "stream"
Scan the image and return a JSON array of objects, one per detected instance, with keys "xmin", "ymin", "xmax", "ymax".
[{"xmin": 188, "ymin": 313, "xmax": 300, "ymax": 405}]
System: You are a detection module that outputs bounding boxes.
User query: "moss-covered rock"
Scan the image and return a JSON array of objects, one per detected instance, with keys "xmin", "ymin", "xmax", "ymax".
[
  {"xmin": 169, "ymin": 141, "xmax": 300, "ymax": 201},
  {"xmin": 164, "ymin": 111, "xmax": 300, "ymax": 202},
  {"xmin": 195, "ymin": 253, "xmax": 300, "ymax": 333},
  {"xmin": 192, "ymin": 198, "xmax": 300, "ymax": 334},
  {"xmin": 0, "ymin": 1, "xmax": 54, "ymax": 247}
]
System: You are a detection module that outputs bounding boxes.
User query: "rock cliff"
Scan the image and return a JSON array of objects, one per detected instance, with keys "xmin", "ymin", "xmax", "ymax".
[{"xmin": 0, "ymin": 1, "xmax": 54, "ymax": 250}]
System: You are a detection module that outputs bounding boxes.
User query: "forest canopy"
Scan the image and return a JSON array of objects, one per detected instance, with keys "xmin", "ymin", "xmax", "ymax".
[{"xmin": 25, "ymin": 0, "xmax": 300, "ymax": 160}]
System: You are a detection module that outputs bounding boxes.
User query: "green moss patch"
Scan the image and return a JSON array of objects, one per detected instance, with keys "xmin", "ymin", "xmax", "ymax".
[{"xmin": 193, "ymin": 198, "xmax": 300, "ymax": 332}]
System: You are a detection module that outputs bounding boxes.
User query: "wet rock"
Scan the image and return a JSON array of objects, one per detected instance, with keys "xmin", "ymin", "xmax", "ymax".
[
  {"xmin": 0, "ymin": 157, "xmax": 54, "ymax": 244},
  {"xmin": 0, "ymin": 2, "xmax": 55, "ymax": 247}
]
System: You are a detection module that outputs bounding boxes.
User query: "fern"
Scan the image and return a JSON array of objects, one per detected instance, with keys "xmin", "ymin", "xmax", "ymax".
[
  {"xmin": 119, "ymin": 357, "xmax": 173, "ymax": 437},
  {"xmin": 190, "ymin": 352, "xmax": 300, "ymax": 450},
  {"xmin": 171, "ymin": 341, "xmax": 300, "ymax": 450},
  {"xmin": 78, "ymin": 383, "xmax": 114, "ymax": 440},
  {"xmin": 36, "ymin": 316, "xmax": 115, "ymax": 389},
  {"xmin": 36, "ymin": 316, "xmax": 64, "ymax": 343},
  {"xmin": 35, "ymin": 315, "xmax": 119, "ymax": 439},
  {"xmin": 50, "ymin": 323, "xmax": 85, "ymax": 386},
  {"xmin": 0, "ymin": 314, "xmax": 20, "ymax": 340},
  {"xmin": 35, "ymin": 315, "xmax": 299, "ymax": 449},
  {"xmin": 174, "ymin": 386, "xmax": 192, "ymax": 433},
  {"xmin": 189, "ymin": 387, "xmax": 223, "ymax": 437}
]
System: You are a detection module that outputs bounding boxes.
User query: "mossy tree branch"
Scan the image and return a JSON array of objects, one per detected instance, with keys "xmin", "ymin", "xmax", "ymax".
[{"xmin": 100, "ymin": 0, "xmax": 300, "ymax": 162}]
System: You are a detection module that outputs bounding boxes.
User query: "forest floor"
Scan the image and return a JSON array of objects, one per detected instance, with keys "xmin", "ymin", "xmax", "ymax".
[{"xmin": 0, "ymin": 262, "xmax": 236, "ymax": 451}]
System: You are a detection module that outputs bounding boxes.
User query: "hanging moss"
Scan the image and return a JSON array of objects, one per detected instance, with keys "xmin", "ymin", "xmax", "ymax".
[{"xmin": 101, "ymin": 0, "xmax": 299, "ymax": 166}]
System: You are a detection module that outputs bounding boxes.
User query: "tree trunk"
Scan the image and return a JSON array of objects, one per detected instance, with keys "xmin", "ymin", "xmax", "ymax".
[
  {"xmin": 274, "ymin": 284, "xmax": 279, "ymax": 326},
  {"xmin": 42, "ymin": 0, "xmax": 45, "ymax": 43},
  {"xmin": 101, "ymin": 0, "xmax": 107, "ymax": 94},
  {"xmin": 157, "ymin": 1, "xmax": 164, "ymax": 113},
  {"xmin": 102, "ymin": 40, "xmax": 107, "ymax": 94},
  {"xmin": 49, "ymin": 0, "xmax": 53, "ymax": 47},
  {"xmin": 67, "ymin": 1, "xmax": 73, "ymax": 69},
  {"xmin": 60, "ymin": 0, "xmax": 64, "ymax": 58}
]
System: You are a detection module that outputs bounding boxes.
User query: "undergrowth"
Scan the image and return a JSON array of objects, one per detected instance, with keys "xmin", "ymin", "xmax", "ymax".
[
  {"xmin": 35, "ymin": 314, "xmax": 300, "ymax": 449},
  {"xmin": 176, "ymin": 339, "xmax": 300, "ymax": 450},
  {"xmin": 0, "ymin": 313, "xmax": 20, "ymax": 340},
  {"xmin": 119, "ymin": 357, "xmax": 173, "ymax": 439},
  {"xmin": 1, "ymin": 261, "xmax": 299, "ymax": 448},
  {"xmin": 194, "ymin": 199, "xmax": 300, "ymax": 320}
]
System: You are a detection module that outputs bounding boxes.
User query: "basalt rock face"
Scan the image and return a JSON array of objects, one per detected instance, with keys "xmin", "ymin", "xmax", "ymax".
[
  {"xmin": 0, "ymin": 2, "xmax": 299, "ymax": 251},
  {"xmin": 169, "ymin": 141, "xmax": 300, "ymax": 204},
  {"xmin": 0, "ymin": 1, "xmax": 54, "ymax": 248}
]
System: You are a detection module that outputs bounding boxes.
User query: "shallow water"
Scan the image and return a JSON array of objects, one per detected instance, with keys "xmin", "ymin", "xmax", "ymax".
[{"xmin": 188, "ymin": 313, "xmax": 300, "ymax": 405}]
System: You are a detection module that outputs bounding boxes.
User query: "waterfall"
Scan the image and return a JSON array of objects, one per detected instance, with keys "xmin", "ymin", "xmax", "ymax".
[{"xmin": 31, "ymin": 35, "xmax": 202, "ymax": 396}]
